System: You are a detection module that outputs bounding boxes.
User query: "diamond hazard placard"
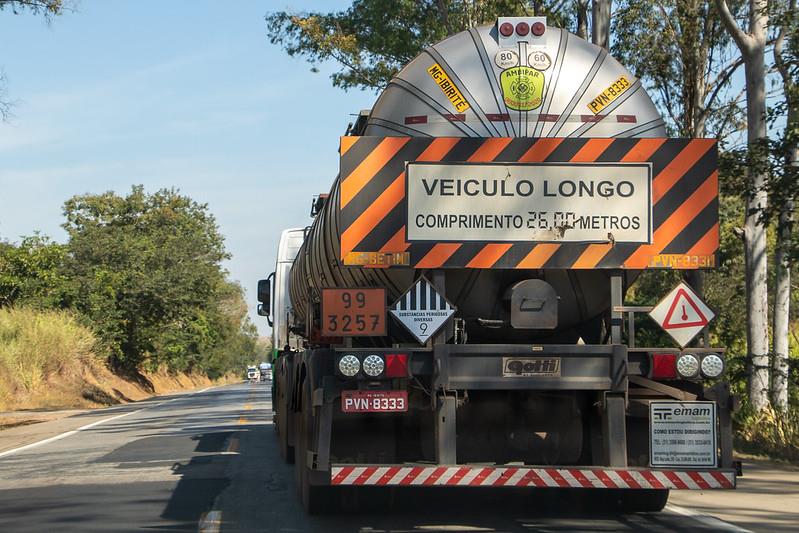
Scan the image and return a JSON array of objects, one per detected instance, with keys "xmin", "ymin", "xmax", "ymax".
[
  {"xmin": 390, "ymin": 277, "xmax": 455, "ymax": 345},
  {"xmin": 649, "ymin": 282, "xmax": 715, "ymax": 348}
]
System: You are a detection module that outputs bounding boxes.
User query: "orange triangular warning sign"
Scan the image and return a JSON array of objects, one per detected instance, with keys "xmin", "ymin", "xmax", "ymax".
[{"xmin": 662, "ymin": 288, "xmax": 708, "ymax": 329}]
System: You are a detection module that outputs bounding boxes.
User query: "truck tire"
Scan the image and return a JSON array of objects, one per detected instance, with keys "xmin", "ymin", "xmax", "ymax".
[
  {"xmin": 275, "ymin": 361, "xmax": 294, "ymax": 464},
  {"xmin": 296, "ymin": 380, "xmax": 333, "ymax": 514}
]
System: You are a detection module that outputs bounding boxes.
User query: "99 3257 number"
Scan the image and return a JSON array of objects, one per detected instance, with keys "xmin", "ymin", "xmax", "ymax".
[{"xmin": 321, "ymin": 288, "xmax": 386, "ymax": 337}]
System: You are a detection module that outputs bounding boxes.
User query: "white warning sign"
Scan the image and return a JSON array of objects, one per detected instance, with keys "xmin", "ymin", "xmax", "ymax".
[
  {"xmin": 649, "ymin": 282, "xmax": 715, "ymax": 348},
  {"xmin": 650, "ymin": 401, "xmax": 717, "ymax": 467},
  {"xmin": 389, "ymin": 277, "xmax": 455, "ymax": 345},
  {"xmin": 406, "ymin": 162, "xmax": 652, "ymax": 243}
]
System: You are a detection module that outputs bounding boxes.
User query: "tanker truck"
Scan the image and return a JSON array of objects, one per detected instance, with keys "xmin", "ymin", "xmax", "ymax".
[{"xmin": 257, "ymin": 16, "xmax": 737, "ymax": 514}]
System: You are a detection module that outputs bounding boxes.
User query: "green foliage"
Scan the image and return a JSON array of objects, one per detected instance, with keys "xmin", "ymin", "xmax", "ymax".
[
  {"xmin": 265, "ymin": 0, "xmax": 570, "ymax": 91},
  {"xmin": 0, "ymin": 306, "xmax": 97, "ymax": 394},
  {"xmin": 56, "ymin": 185, "xmax": 256, "ymax": 374},
  {"xmin": 0, "ymin": 234, "xmax": 67, "ymax": 308},
  {"xmin": 0, "ymin": 0, "xmax": 66, "ymax": 17},
  {"xmin": 735, "ymin": 404, "xmax": 799, "ymax": 462},
  {"xmin": 612, "ymin": 0, "xmax": 742, "ymax": 138}
]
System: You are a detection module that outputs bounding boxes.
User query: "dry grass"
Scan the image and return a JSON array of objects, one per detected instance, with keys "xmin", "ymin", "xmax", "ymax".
[
  {"xmin": 0, "ymin": 307, "xmax": 98, "ymax": 400},
  {"xmin": 0, "ymin": 307, "xmax": 238, "ymax": 412},
  {"xmin": 736, "ymin": 405, "xmax": 799, "ymax": 463}
]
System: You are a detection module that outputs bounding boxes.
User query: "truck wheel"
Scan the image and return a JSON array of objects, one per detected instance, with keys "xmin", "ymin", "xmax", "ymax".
[
  {"xmin": 296, "ymin": 380, "xmax": 333, "ymax": 514},
  {"xmin": 275, "ymin": 371, "xmax": 294, "ymax": 463},
  {"xmin": 278, "ymin": 400, "xmax": 294, "ymax": 463}
]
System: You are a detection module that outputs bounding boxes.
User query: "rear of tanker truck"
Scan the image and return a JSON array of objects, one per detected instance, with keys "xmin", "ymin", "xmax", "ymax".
[{"xmin": 257, "ymin": 16, "xmax": 737, "ymax": 514}]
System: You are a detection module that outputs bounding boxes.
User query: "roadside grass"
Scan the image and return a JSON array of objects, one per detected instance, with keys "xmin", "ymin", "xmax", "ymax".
[
  {"xmin": 0, "ymin": 307, "xmax": 98, "ymax": 398},
  {"xmin": 736, "ymin": 405, "xmax": 799, "ymax": 463},
  {"xmin": 0, "ymin": 307, "xmax": 238, "ymax": 413}
]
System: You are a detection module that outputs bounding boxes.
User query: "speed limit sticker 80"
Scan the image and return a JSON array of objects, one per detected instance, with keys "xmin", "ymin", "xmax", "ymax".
[{"xmin": 321, "ymin": 288, "xmax": 386, "ymax": 337}]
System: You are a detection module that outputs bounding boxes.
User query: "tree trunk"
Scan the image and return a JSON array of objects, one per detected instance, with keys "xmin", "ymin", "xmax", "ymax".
[
  {"xmin": 715, "ymin": 0, "xmax": 770, "ymax": 412},
  {"xmin": 772, "ymin": 194, "xmax": 793, "ymax": 410},
  {"xmin": 592, "ymin": 0, "xmax": 611, "ymax": 50},
  {"xmin": 743, "ymin": 44, "xmax": 770, "ymax": 412},
  {"xmin": 772, "ymin": 100, "xmax": 796, "ymax": 410},
  {"xmin": 576, "ymin": 0, "xmax": 590, "ymax": 39},
  {"xmin": 772, "ymin": 0, "xmax": 797, "ymax": 412}
]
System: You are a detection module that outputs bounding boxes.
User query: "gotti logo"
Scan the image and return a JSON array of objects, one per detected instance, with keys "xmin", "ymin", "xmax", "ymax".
[{"xmin": 503, "ymin": 357, "xmax": 560, "ymax": 377}]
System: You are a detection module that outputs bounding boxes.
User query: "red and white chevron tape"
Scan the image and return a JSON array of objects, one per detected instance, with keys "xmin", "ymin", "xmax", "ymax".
[{"xmin": 330, "ymin": 465, "xmax": 735, "ymax": 489}]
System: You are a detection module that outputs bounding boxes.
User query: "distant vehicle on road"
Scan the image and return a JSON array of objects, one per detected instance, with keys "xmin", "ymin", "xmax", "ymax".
[
  {"xmin": 259, "ymin": 362, "xmax": 272, "ymax": 382},
  {"xmin": 246, "ymin": 366, "xmax": 259, "ymax": 382}
]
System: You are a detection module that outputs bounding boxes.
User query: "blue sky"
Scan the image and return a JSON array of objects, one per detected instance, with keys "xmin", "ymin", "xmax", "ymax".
[{"xmin": 0, "ymin": 0, "xmax": 377, "ymax": 336}]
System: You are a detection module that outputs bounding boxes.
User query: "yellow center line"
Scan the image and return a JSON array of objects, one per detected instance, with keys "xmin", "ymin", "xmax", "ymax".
[
  {"xmin": 238, "ymin": 416, "xmax": 248, "ymax": 425},
  {"xmin": 244, "ymin": 403, "xmax": 253, "ymax": 410}
]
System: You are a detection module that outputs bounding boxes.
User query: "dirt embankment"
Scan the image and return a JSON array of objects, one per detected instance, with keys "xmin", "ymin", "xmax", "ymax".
[
  {"xmin": 0, "ymin": 365, "xmax": 238, "ymax": 429},
  {"xmin": 0, "ymin": 307, "xmax": 239, "ymax": 426}
]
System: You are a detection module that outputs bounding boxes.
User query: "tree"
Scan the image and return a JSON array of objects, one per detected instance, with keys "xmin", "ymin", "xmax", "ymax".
[
  {"xmin": 265, "ymin": 0, "xmax": 571, "ymax": 92},
  {"xmin": 575, "ymin": 0, "xmax": 590, "ymax": 38},
  {"xmin": 592, "ymin": 0, "xmax": 612, "ymax": 49},
  {"xmin": 0, "ymin": 1, "xmax": 70, "ymax": 121},
  {"xmin": 0, "ymin": 0, "xmax": 65, "ymax": 16},
  {"xmin": 770, "ymin": 0, "xmax": 797, "ymax": 410},
  {"xmin": 613, "ymin": 0, "xmax": 742, "ymax": 139},
  {"xmin": 0, "ymin": 234, "xmax": 66, "ymax": 308},
  {"xmin": 715, "ymin": 0, "xmax": 770, "ymax": 411},
  {"xmin": 60, "ymin": 186, "xmax": 255, "ymax": 374}
]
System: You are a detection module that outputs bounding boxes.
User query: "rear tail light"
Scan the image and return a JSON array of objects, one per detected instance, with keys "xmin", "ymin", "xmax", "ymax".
[
  {"xmin": 531, "ymin": 22, "xmax": 546, "ymax": 36},
  {"xmin": 515, "ymin": 22, "xmax": 530, "ymax": 36},
  {"xmin": 499, "ymin": 22, "xmax": 514, "ymax": 36},
  {"xmin": 651, "ymin": 353, "xmax": 677, "ymax": 380},
  {"xmin": 338, "ymin": 354, "xmax": 360, "ymax": 377},
  {"xmin": 700, "ymin": 353, "xmax": 724, "ymax": 378},
  {"xmin": 676, "ymin": 353, "xmax": 701, "ymax": 379},
  {"xmin": 385, "ymin": 353, "xmax": 410, "ymax": 378},
  {"xmin": 362, "ymin": 354, "xmax": 385, "ymax": 377}
]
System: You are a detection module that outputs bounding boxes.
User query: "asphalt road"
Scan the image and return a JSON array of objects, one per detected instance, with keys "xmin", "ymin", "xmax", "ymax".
[{"xmin": 0, "ymin": 382, "xmax": 776, "ymax": 532}]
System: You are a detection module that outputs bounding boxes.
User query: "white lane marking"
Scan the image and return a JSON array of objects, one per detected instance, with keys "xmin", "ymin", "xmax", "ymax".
[
  {"xmin": 0, "ymin": 384, "xmax": 231, "ymax": 460},
  {"xmin": 666, "ymin": 504, "xmax": 753, "ymax": 532},
  {"xmin": 198, "ymin": 510, "xmax": 222, "ymax": 533},
  {"xmin": 0, "ymin": 409, "xmax": 141, "ymax": 459}
]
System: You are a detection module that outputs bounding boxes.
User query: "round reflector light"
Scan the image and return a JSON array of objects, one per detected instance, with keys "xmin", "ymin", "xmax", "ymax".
[
  {"xmin": 499, "ymin": 22, "xmax": 514, "ymax": 37},
  {"xmin": 701, "ymin": 353, "xmax": 724, "ymax": 378},
  {"xmin": 338, "ymin": 354, "xmax": 360, "ymax": 377},
  {"xmin": 676, "ymin": 353, "xmax": 700, "ymax": 378},
  {"xmin": 531, "ymin": 22, "xmax": 546, "ymax": 36},
  {"xmin": 515, "ymin": 22, "xmax": 530, "ymax": 36},
  {"xmin": 362, "ymin": 354, "xmax": 385, "ymax": 377}
]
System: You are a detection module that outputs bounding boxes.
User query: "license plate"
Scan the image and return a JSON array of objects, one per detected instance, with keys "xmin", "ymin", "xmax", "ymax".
[
  {"xmin": 341, "ymin": 390, "xmax": 408, "ymax": 413},
  {"xmin": 502, "ymin": 357, "xmax": 561, "ymax": 377}
]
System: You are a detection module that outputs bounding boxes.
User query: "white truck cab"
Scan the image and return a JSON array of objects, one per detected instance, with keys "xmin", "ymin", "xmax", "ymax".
[{"xmin": 257, "ymin": 228, "xmax": 304, "ymax": 359}]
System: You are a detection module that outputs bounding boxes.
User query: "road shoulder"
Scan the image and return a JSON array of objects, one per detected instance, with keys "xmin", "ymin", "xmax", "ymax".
[{"xmin": 668, "ymin": 459, "xmax": 799, "ymax": 533}]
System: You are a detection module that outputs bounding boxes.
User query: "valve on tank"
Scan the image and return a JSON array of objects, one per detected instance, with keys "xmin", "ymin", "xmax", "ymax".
[{"xmin": 507, "ymin": 279, "xmax": 558, "ymax": 329}]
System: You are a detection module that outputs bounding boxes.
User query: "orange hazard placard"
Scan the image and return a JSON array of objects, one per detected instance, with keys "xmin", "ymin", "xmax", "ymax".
[{"xmin": 321, "ymin": 288, "xmax": 386, "ymax": 337}]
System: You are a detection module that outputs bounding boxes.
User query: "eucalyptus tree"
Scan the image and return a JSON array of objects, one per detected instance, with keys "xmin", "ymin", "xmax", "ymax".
[
  {"xmin": 715, "ymin": 0, "xmax": 770, "ymax": 411},
  {"xmin": 771, "ymin": 0, "xmax": 797, "ymax": 410}
]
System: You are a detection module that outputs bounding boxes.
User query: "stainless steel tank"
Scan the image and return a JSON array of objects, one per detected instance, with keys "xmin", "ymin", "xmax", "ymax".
[{"xmin": 290, "ymin": 22, "xmax": 666, "ymax": 344}]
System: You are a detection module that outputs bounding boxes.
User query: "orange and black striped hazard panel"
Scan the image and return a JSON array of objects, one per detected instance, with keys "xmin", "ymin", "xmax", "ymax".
[{"xmin": 338, "ymin": 137, "xmax": 718, "ymax": 270}]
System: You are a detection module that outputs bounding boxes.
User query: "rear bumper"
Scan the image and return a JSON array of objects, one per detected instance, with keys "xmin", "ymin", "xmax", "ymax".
[{"xmin": 330, "ymin": 465, "xmax": 735, "ymax": 490}]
